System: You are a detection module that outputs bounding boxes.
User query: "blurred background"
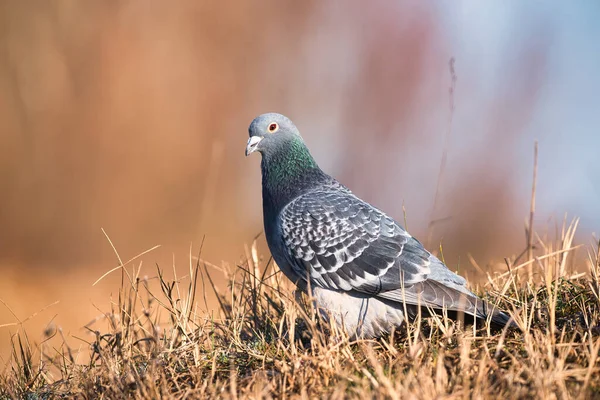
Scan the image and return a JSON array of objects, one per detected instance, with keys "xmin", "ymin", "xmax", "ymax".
[{"xmin": 0, "ymin": 1, "xmax": 598, "ymax": 360}]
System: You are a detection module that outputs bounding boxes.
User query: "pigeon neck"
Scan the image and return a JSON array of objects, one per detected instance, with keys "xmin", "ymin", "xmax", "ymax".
[{"xmin": 261, "ymin": 139, "xmax": 325, "ymax": 210}]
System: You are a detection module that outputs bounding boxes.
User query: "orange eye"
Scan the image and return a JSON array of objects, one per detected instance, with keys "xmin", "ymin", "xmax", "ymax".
[{"xmin": 267, "ymin": 122, "xmax": 279, "ymax": 133}]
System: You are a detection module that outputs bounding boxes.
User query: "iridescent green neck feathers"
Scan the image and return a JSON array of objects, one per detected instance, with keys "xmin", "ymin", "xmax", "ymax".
[{"xmin": 262, "ymin": 137, "xmax": 318, "ymax": 186}]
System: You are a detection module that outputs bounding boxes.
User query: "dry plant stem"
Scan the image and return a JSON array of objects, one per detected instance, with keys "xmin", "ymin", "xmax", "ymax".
[
  {"xmin": 427, "ymin": 57, "xmax": 457, "ymax": 248},
  {"xmin": 526, "ymin": 141, "xmax": 539, "ymax": 282}
]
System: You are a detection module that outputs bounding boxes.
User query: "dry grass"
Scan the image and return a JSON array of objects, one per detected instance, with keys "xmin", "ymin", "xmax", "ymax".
[{"xmin": 1, "ymin": 218, "xmax": 599, "ymax": 399}]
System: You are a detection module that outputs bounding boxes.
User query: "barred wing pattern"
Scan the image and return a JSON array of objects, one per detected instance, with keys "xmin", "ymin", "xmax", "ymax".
[{"xmin": 279, "ymin": 189, "xmax": 487, "ymax": 317}]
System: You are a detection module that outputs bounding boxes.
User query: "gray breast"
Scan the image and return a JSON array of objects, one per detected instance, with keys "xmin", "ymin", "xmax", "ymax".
[{"xmin": 268, "ymin": 215, "xmax": 303, "ymax": 286}]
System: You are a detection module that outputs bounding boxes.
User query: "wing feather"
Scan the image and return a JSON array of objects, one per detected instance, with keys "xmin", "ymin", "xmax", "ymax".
[
  {"xmin": 273, "ymin": 179, "xmax": 513, "ymax": 327},
  {"xmin": 278, "ymin": 188, "xmax": 511, "ymax": 323},
  {"xmin": 280, "ymin": 189, "xmax": 431, "ymax": 294}
]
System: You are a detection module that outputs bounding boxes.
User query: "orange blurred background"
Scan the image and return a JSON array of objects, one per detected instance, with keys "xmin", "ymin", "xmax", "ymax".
[{"xmin": 1, "ymin": 2, "xmax": 598, "ymax": 361}]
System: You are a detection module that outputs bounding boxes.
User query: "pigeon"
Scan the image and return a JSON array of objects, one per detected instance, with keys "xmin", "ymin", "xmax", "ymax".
[{"xmin": 245, "ymin": 112, "xmax": 512, "ymax": 338}]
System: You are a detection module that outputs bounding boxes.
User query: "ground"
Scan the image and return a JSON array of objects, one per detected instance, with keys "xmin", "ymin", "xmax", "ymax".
[{"xmin": 1, "ymin": 220, "xmax": 599, "ymax": 399}]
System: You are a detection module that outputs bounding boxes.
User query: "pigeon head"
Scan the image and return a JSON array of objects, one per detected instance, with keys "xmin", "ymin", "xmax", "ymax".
[
  {"xmin": 245, "ymin": 113, "xmax": 304, "ymax": 157},
  {"xmin": 246, "ymin": 113, "xmax": 325, "ymax": 205}
]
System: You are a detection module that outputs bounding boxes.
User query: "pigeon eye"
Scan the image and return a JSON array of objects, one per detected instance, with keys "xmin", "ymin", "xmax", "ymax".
[{"xmin": 267, "ymin": 122, "xmax": 279, "ymax": 133}]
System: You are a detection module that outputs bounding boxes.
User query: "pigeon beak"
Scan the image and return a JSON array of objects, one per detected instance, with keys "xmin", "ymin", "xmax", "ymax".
[{"xmin": 245, "ymin": 136, "xmax": 262, "ymax": 156}]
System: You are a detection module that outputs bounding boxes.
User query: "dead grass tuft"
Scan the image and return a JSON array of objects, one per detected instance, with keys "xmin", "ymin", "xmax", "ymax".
[{"xmin": 1, "ymin": 219, "xmax": 599, "ymax": 399}]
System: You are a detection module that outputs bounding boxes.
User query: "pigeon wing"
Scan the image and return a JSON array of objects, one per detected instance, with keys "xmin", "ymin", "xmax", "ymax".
[
  {"xmin": 279, "ymin": 189, "xmax": 498, "ymax": 319},
  {"xmin": 280, "ymin": 189, "xmax": 431, "ymax": 294}
]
